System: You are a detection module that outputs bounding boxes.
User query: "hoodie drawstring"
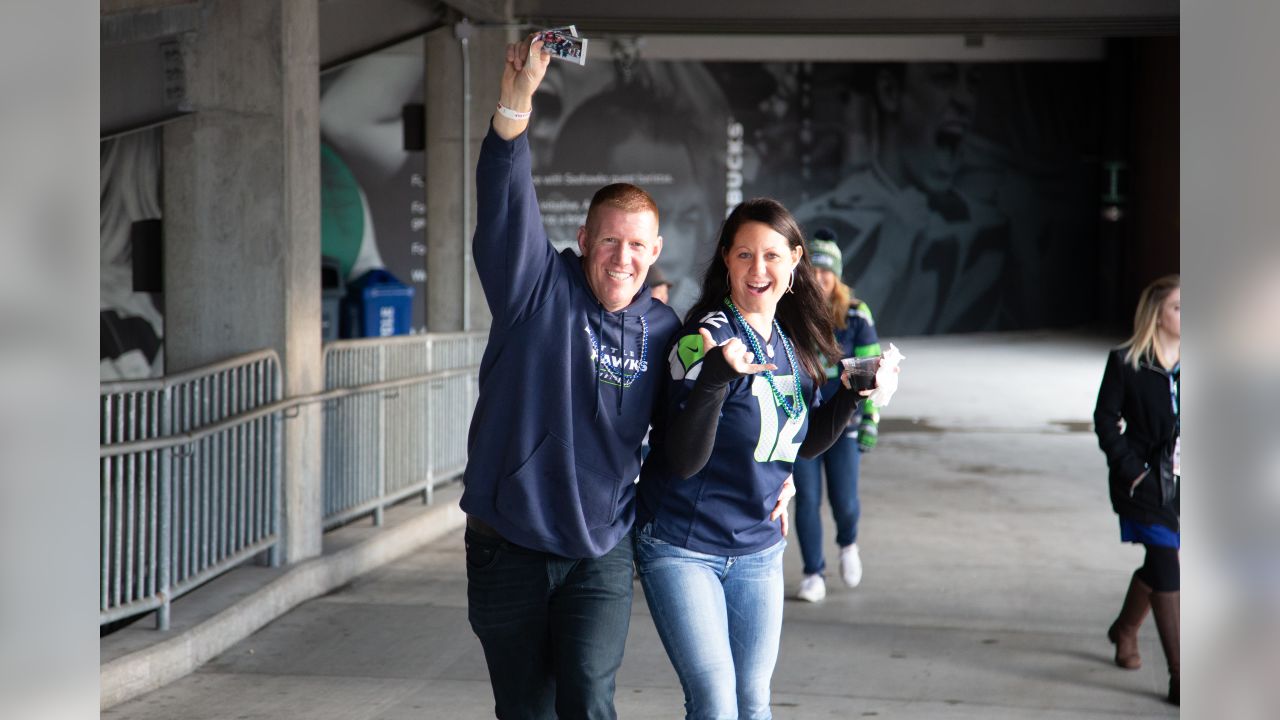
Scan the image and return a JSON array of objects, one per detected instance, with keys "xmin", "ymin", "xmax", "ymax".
[
  {"xmin": 617, "ymin": 311, "xmax": 627, "ymax": 415},
  {"xmin": 589, "ymin": 304, "xmax": 647, "ymax": 418},
  {"xmin": 593, "ymin": 304, "xmax": 604, "ymax": 421}
]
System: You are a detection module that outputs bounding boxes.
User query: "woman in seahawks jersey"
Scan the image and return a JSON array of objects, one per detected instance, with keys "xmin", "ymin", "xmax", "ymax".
[
  {"xmin": 635, "ymin": 198, "xmax": 879, "ymax": 720},
  {"xmin": 793, "ymin": 231, "xmax": 883, "ymax": 603}
]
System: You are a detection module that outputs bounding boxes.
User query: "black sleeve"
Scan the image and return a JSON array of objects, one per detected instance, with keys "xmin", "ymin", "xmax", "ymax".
[
  {"xmin": 662, "ymin": 348, "xmax": 743, "ymax": 479},
  {"xmin": 798, "ymin": 382, "xmax": 862, "ymax": 459},
  {"xmin": 1093, "ymin": 352, "xmax": 1147, "ymax": 483}
]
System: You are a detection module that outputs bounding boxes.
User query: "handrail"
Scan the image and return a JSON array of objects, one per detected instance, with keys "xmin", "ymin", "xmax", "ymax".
[
  {"xmin": 99, "ymin": 349, "xmax": 282, "ymax": 395},
  {"xmin": 321, "ymin": 329, "xmax": 485, "ymax": 351},
  {"xmin": 100, "ymin": 366, "xmax": 476, "ymax": 458},
  {"xmin": 100, "ymin": 347, "xmax": 286, "ymax": 630},
  {"xmin": 320, "ymin": 331, "xmax": 485, "ymax": 527},
  {"xmin": 99, "ymin": 333, "xmax": 486, "ymax": 630}
]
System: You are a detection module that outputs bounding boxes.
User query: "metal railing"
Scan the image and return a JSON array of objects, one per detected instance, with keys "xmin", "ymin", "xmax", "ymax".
[
  {"xmin": 321, "ymin": 331, "xmax": 486, "ymax": 528},
  {"xmin": 99, "ymin": 332, "xmax": 488, "ymax": 630},
  {"xmin": 100, "ymin": 351, "xmax": 283, "ymax": 630}
]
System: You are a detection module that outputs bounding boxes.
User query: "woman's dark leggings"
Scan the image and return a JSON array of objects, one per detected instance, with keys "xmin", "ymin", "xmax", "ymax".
[{"xmin": 1136, "ymin": 544, "xmax": 1180, "ymax": 592}]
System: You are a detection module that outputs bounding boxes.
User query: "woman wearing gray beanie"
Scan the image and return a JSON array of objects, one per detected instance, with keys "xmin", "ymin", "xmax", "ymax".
[{"xmin": 793, "ymin": 228, "xmax": 884, "ymax": 602}]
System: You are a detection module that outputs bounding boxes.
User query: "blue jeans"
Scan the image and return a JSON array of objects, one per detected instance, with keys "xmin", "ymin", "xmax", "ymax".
[
  {"xmin": 465, "ymin": 527, "xmax": 634, "ymax": 720},
  {"xmin": 634, "ymin": 523, "xmax": 786, "ymax": 720},
  {"xmin": 792, "ymin": 430, "xmax": 860, "ymax": 576}
]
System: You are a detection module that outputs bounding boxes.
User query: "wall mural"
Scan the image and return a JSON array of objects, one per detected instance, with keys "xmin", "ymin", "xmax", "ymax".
[
  {"xmin": 530, "ymin": 57, "xmax": 1104, "ymax": 336},
  {"xmin": 320, "ymin": 42, "xmax": 427, "ymax": 333},
  {"xmin": 100, "ymin": 43, "xmax": 429, "ymax": 381},
  {"xmin": 100, "ymin": 129, "xmax": 164, "ymax": 380},
  {"xmin": 98, "ymin": 51, "xmax": 1103, "ymax": 376}
]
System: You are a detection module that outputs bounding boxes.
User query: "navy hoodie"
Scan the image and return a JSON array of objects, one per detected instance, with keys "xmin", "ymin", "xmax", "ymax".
[{"xmin": 460, "ymin": 126, "xmax": 680, "ymax": 558}]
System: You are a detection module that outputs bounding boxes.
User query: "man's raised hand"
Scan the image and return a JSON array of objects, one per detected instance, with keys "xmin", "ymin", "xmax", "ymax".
[{"xmin": 494, "ymin": 35, "xmax": 551, "ymax": 140}]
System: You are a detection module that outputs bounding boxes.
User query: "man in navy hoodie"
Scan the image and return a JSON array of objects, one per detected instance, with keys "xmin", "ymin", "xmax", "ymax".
[{"xmin": 460, "ymin": 35, "xmax": 681, "ymax": 719}]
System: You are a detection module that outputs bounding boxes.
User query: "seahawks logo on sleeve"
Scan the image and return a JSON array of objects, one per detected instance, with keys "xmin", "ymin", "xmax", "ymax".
[{"xmin": 668, "ymin": 311, "xmax": 730, "ymax": 382}]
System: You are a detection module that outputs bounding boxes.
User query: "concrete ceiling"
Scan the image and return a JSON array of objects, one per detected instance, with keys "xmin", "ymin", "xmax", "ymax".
[
  {"xmin": 319, "ymin": 0, "xmax": 445, "ymax": 70},
  {"xmin": 103, "ymin": 0, "xmax": 1177, "ymax": 136},
  {"xmin": 505, "ymin": 0, "xmax": 1178, "ymax": 36}
]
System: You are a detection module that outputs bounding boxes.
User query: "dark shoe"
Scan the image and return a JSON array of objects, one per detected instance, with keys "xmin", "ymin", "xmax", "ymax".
[
  {"xmin": 1150, "ymin": 590, "xmax": 1180, "ymax": 705},
  {"xmin": 1107, "ymin": 570, "xmax": 1151, "ymax": 670}
]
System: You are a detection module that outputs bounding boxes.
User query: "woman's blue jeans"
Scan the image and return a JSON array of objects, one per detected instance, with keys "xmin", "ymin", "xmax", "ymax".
[
  {"xmin": 634, "ymin": 523, "xmax": 786, "ymax": 720},
  {"xmin": 791, "ymin": 430, "xmax": 861, "ymax": 576}
]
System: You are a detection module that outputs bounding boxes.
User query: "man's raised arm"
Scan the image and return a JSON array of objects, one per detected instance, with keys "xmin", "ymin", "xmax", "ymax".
[
  {"xmin": 472, "ymin": 36, "xmax": 556, "ymax": 328},
  {"xmin": 493, "ymin": 36, "xmax": 548, "ymax": 140}
]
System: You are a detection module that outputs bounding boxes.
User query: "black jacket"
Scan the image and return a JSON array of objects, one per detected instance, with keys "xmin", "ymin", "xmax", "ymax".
[{"xmin": 1093, "ymin": 348, "xmax": 1180, "ymax": 531}]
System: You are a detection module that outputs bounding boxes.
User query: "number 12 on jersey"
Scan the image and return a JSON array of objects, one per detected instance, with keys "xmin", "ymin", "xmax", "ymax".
[{"xmin": 750, "ymin": 375, "xmax": 804, "ymax": 462}]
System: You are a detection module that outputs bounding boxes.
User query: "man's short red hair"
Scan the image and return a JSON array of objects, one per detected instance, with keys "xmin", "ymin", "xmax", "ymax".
[{"xmin": 585, "ymin": 183, "xmax": 659, "ymax": 233}]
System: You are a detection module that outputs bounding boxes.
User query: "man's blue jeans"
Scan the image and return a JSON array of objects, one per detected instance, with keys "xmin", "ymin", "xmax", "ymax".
[
  {"xmin": 465, "ymin": 526, "xmax": 633, "ymax": 720},
  {"xmin": 634, "ymin": 522, "xmax": 786, "ymax": 720},
  {"xmin": 791, "ymin": 430, "xmax": 861, "ymax": 576}
]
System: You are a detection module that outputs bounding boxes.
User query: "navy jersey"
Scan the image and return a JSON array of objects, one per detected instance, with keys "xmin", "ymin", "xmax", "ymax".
[{"xmin": 638, "ymin": 303, "xmax": 820, "ymax": 555}]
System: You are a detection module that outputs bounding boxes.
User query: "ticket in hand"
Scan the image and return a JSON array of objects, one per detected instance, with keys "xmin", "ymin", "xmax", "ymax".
[
  {"xmin": 537, "ymin": 26, "xmax": 589, "ymax": 66},
  {"xmin": 544, "ymin": 25, "xmax": 579, "ymax": 37}
]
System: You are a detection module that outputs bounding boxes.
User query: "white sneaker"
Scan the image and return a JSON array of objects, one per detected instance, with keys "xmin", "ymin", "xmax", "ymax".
[
  {"xmin": 840, "ymin": 544, "xmax": 863, "ymax": 587},
  {"xmin": 797, "ymin": 573, "xmax": 826, "ymax": 602}
]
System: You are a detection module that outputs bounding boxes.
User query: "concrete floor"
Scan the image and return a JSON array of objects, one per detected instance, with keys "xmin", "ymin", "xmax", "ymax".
[{"xmin": 103, "ymin": 331, "xmax": 1179, "ymax": 719}]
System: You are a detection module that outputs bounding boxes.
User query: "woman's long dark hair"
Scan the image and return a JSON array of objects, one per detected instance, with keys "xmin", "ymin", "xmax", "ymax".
[{"xmin": 685, "ymin": 198, "xmax": 841, "ymax": 383}]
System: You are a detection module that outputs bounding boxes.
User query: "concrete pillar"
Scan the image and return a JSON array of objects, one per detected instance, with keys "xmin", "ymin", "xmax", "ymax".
[
  {"xmin": 163, "ymin": 0, "xmax": 324, "ymax": 562},
  {"xmin": 425, "ymin": 24, "xmax": 507, "ymax": 332}
]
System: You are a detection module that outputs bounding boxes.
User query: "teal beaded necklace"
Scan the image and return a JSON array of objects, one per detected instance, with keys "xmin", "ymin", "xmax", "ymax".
[
  {"xmin": 585, "ymin": 315, "xmax": 649, "ymax": 388},
  {"xmin": 724, "ymin": 297, "xmax": 805, "ymax": 420}
]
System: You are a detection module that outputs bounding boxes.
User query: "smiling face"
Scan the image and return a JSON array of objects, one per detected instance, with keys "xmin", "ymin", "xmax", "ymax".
[
  {"xmin": 577, "ymin": 205, "xmax": 662, "ymax": 312},
  {"xmin": 723, "ymin": 221, "xmax": 802, "ymax": 318}
]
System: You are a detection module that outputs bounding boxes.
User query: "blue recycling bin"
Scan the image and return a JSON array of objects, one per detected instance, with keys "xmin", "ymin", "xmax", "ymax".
[{"xmin": 341, "ymin": 269, "xmax": 414, "ymax": 338}]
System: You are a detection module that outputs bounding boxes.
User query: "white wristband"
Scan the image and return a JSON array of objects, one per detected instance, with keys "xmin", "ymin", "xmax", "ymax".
[{"xmin": 496, "ymin": 102, "xmax": 531, "ymax": 121}]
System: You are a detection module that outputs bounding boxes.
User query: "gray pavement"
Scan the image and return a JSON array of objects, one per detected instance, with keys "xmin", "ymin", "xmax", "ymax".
[{"xmin": 102, "ymin": 332, "xmax": 1179, "ymax": 719}]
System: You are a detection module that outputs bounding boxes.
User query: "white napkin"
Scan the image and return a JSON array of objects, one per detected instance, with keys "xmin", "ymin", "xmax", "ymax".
[{"xmin": 867, "ymin": 343, "xmax": 904, "ymax": 408}]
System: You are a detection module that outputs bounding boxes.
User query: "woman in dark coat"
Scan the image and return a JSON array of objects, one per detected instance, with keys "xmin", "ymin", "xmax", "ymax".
[{"xmin": 1093, "ymin": 274, "xmax": 1180, "ymax": 705}]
